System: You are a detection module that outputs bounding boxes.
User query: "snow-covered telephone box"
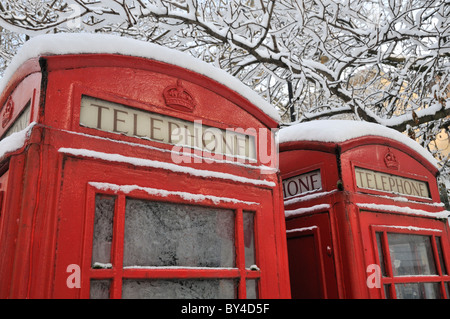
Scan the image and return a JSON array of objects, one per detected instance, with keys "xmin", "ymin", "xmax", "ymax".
[
  {"xmin": 0, "ymin": 34, "xmax": 290, "ymax": 299},
  {"xmin": 279, "ymin": 120, "xmax": 450, "ymax": 299}
]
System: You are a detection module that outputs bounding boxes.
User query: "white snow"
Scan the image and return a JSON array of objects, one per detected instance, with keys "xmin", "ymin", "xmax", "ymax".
[
  {"xmin": 363, "ymin": 193, "xmax": 445, "ymax": 207},
  {"xmin": 369, "ymin": 102, "xmax": 450, "ymax": 129},
  {"xmin": 122, "ymin": 266, "xmax": 238, "ymax": 270},
  {"xmin": 284, "ymin": 204, "xmax": 330, "ymax": 218},
  {"xmin": 92, "ymin": 262, "xmax": 112, "ymax": 269},
  {"xmin": 357, "ymin": 203, "xmax": 450, "ymax": 219},
  {"xmin": 89, "ymin": 181, "xmax": 259, "ymax": 206},
  {"xmin": 248, "ymin": 265, "xmax": 260, "ymax": 271},
  {"xmin": 61, "ymin": 128, "xmax": 277, "ymax": 173},
  {"xmin": 279, "ymin": 120, "xmax": 438, "ymax": 168},
  {"xmin": 0, "ymin": 33, "xmax": 280, "ymax": 123},
  {"xmin": 0, "ymin": 122, "xmax": 36, "ymax": 159},
  {"xmin": 286, "ymin": 226, "xmax": 318, "ymax": 234},
  {"xmin": 375, "ymin": 225, "xmax": 442, "ymax": 233},
  {"xmin": 59, "ymin": 148, "xmax": 276, "ymax": 187},
  {"xmin": 284, "ymin": 189, "xmax": 338, "ymax": 205}
]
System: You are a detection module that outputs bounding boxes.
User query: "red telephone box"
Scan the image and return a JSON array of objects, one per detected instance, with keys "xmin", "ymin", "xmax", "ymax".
[
  {"xmin": 0, "ymin": 33, "xmax": 290, "ymax": 299},
  {"xmin": 279, "ymin": 120, "xmax": 450, "ymax": 299}
]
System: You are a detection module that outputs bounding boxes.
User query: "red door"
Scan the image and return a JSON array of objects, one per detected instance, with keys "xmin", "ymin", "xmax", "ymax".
[{"xmin": 287, "ymin": 212, "xmax": 338, "ymax": 298}]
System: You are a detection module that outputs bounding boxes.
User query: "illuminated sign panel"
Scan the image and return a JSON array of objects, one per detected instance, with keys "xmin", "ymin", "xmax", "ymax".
[
  {"xmin": 80, "ymin": 96, "xmax": 256, "ymax": 160},
  {"xmin": 282, "ymin": 170, "xmax": 322, "ymax": 199},
  {"xmin": 355, "ymin": 167, "xmax": 430, "ymax": 199}
]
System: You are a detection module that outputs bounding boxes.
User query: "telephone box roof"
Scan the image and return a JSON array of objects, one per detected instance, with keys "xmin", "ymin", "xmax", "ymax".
[
  {"xmin": 0, "ymin": 32, "xmax": 281, "ymax": 123},
  {"xmin": 279, "ymin": 120, "xmax": 439, "ymax": 169}
]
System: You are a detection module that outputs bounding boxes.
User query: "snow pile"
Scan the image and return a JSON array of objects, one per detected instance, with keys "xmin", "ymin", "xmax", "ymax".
[
  {"xmin": 0, "ymin": 122, "xmax": 36, "ymax": 159},
  {"xmin": 286, "ymin": 226, "xmax": 318, "ymax": 234},
  {"xmin": 279, "ymin": 120, "xmax": 438, "ymax": 168},
  {"xmin": 357, "ymin": 203, "xmax": 450, "ymax": 219},
  {"xmin": 284, "ymin": 189, "xmax": 338, "ymax": 205},
  {"xmin": 0, "ymin": 33, "xmax": 280, "ymax": 123},
  {"xmin": 59, "ymin": 147, "xmax": 276, "ymax": 187},
  {"xmin": 284, "ymin": 204, "xmax": 331, "ymax": 218}
]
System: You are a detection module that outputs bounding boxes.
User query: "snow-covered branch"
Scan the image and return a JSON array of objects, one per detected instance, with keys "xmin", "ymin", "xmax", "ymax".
[{"xmin": 0, "ymin": 0, "xmax": 449, "ymax": 173}]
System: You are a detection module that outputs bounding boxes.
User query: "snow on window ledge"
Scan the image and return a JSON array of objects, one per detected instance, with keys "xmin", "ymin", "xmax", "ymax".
[
  {"xmin": 89, "ymin": 181, "xmax": 258, "ymax": 206},
  {"xmin": 58, "ymin": 147, "xmax": 276, "ymax": 187}
]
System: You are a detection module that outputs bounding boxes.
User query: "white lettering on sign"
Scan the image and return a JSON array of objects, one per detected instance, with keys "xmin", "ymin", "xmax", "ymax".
[
  {"xmin": 355, "ymin": 167, "xmax": 430, "ymax": 199},
  {"xmin": 282, "ymin": 170, "xmax": 322, "ymax": 199},
  {"xmin": 80, "ymin": 96, "xmax": 256, "ymax": 160}
]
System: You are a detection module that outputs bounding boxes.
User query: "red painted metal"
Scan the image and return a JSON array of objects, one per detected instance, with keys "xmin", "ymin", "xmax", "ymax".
[
  {"xmin": 280, "ymin": 132, "xmax": 450, "ymax": 299},
  {"xmin": 0, "ymin": 53, "xmax": 290, "ymax": 299}
]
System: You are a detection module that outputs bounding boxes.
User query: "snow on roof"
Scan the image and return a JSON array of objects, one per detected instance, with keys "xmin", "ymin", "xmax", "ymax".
[
  {"xmin": 279, "ymin": 120, "xmax": 439, "ymax": 168},
  {"xmin": 0, "ymin": 33, "xmax": 280, "ymax": 122}
]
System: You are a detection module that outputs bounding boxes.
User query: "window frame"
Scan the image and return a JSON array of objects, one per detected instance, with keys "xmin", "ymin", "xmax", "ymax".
[
  {"xmin": 81, "ymin": 183, "xmax": 261, "ymax": 299},
  {"xmin": 371, "ymin": 225, "xmax": 450, "ymax": 299}
]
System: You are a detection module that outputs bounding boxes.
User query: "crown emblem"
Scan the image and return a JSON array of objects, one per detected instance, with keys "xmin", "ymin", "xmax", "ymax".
[
  {"xmin": 384, "ymin": 148, "xmax": 399, "ymax": 170},
  {"xmin": 163, "ymin": 80, "xmax": 196, "ymax": 112},
  {"xmin": 2, "ymin": 96, "xmax": 14, "ymax": 128}
]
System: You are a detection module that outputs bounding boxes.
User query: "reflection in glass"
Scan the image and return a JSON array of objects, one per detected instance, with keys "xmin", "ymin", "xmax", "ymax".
[
  {"xmin": 395, "ymin": 282, "xmax": 441, "ymax": 299},
  {"xmin": 124, "ymin": 199, "xmax": 235, "ymax": 267},
  {"xmin": 122, "ymin": 279, "xmax": 237, "ymax": 299},
  {"xmin": 246, "ymin": 279, "xmax": 258, "ymax": 299},
  {"xmin": 375, "ymin": 232, "xmax": 387, "ymax": 276},
  {"xmin": 387, "ymin": 233, "xmax": 437, "ymax": 276},
  {"xmin": 383, "ymin": 284, "xmax": 391, "ymax": 299},
  {"xmin": 243, "ymin": 211, "xmax": 256, "ymax": 268},
  {"xmin": 90, "ymin": 279, "xmax": 111, "ymax": 299},
  {"xmin": 436, "ymin": 237, "xmax": 447, "ymax": 275},
  {"xmin": 92, "ymin": 195, "xmax": 115, "ymax": 267}
]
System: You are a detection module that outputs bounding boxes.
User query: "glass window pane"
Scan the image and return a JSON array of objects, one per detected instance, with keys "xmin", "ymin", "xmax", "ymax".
[
  {"xmin": 383, "ymin": 284, "xmax": 391, "ymax": 299},
  {"xmin": 446, "ymin": 282, "xmax": 450, "ymax": 299},
  {"xmin": 122, "ymin": 279, "xmax": 237, "ymax": 299},
  {"xmin": 375, "ymin": 232, "xmax": 387, "ymax": 276},
  {"xmin": 387, "ymin": 233, "xmax": 437, "ymax": 276},
  {"xmin": 243, "ymin": 211, "xmax": 256, "ymax": 268},
  {"xmin": 246, "ymin": 279, "xmax": 258, "ymax": 299},
  {"xmin": 124, "ymin": 199, "xmax": 235, "ymax": 267},
  {"xmin": 395, "ymin": 282, "xmax": 442, "ymax": 299},
  {"xmin": 436, "ymin": 237, "xmax": 447, "ymax": 275},
  {"xmin": 92, "ymin": 195, "xmax": 115, "ymax": 267},
  {"xmin": 90, "ymin": 279, "xmax": 111, "ymax": 299}
]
